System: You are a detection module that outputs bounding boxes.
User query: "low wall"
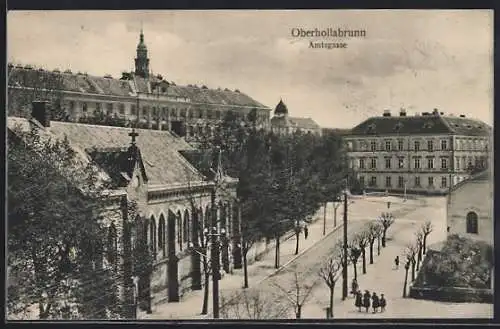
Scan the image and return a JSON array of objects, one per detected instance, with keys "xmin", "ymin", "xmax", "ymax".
[{"xmin": 409, "ymin": 285, "xmax": 493, "ymax": 304}]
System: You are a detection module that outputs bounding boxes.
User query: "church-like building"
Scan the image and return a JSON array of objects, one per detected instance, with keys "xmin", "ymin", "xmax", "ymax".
[
  {"xmin": 270, "ymin": 99, "xmax": 322, "ymax": 136},
  {"xmin": 7, "ymin": 30, "xmax": 271, "ymax": 140},
  {"xmin": 8, "ymin": 101, "xmax": 242, "ymax": 318}
]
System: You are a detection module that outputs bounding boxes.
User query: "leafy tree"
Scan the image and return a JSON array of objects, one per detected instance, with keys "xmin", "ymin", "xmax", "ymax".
[{"xmin": 7, "ymin": 126, "xmax": 120, "ymax": 319}]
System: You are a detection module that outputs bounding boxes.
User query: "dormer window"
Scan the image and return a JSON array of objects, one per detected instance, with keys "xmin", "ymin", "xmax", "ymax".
[
  {"xmin": 423, "ymin": 122, "xmax": 434, "ymax": 129},
  {"xmin": 394, "ymin": 122, "xmax": 403, "ymax": 131},
  {"xmin": 366, "ymin": 123, "xmax": 376, "ymax": 133}
]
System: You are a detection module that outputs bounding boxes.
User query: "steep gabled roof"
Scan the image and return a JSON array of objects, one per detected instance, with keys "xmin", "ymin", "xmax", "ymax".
[{"xmin": 348, "ymin": 114, "xmax": 491, "ymax": 137}]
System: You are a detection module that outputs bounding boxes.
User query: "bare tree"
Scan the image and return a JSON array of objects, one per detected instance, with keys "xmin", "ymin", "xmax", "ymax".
[
  {"xmin": 355, "ymin": 230, "xmax": 369, "ymax": 274},
  {"xmin": 402, "ymin": 257, "xmax": 411, "ymax": 298},
  {"xmin": 366, "ymin": 222, "xmax": 379, "ymax": 264},
  {"xmin": 348, "ymin": 240, "xmax": 362, "ymax": 281},
  {"xmin": 318, "ymin": 256, "xmax": 342, "ymax": 318},
  {"xmin": 219, "ymin": 288, "xmax": 288, "ymax": 319},
  {"xmin": 404, "ymin": 243, "xmax": 418, "ymax": 283},
  {"xmin": 421, "ymin": 221, "xmax": 433, "ymax": 255},
  {"xmin": 415, "ymin": 230, "xmax": 424, "ymax": 271},
  {"xmin": 377, "ymin": 212, "xmax": 395, "ymax": 248},
  {"xmin": 271, "ymin": 270, "xmax": 318, "ymax": 319}
]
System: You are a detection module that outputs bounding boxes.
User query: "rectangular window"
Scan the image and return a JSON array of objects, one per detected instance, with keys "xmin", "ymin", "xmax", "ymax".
[
  {"xmin": 131, "ymin": 104, "xmax": 137, "ymax": 116},
  {"xmin": 427, "ymin": 140, "xmax": 433, "ymax": 152},
  {"xmin": 415, "ymin": 176, "xmax": 421, "ymax": 187},
  {"xmin": 441, "ymin": 140, "xmax": 447, "ymax": 150},
  {"xmin": 359, "ymin": 176, "xmax": 365, "ymax": 187},
  {"xmin": 398, "ymin": 158, "xmax": 404, "ymax": 169},
  {"xmin": 69, "ymin": 101, "xmax": 75, "ymax": 110},
  {"xmin": 428, "ymin": 177, "xmax": 434, "ymax": 187},
  {"xmin": 441, "ymin": 158, "xmax": 448, "ymax": 170},
  {"xmin": 359, "ymin": 158, "xmax": 365, "ymax": 169},
  {"xmin": 106, "ymin": 103, "xmax": 113, "ymax": 115},
  {"xmin": 385, "ymin": 141, "xmax": 391, "ymax": 151},
  {"xmin": 441, "ymin": 176, "xmax": 447, "ymax": 188},
  {"xmin": 414, "ymin": 158, "xmax": 420, "ymax": 169},
  {"xmin": 371, "ymin": 158, "xmax": 377, "ymax": 169},
  {"xmin": 119, "ymin": 103, "xmax": 125, "ymax": 115},
  {"xmin": 398, "ymin": 176, "xmax": 404, "ymax": 188},
  {"xmin": 385, "ymin": 176, "xmax": 392, "ymax": 187},
  {"xmin": 370, "ymin": 141, "xmax": 376, "ymax": 151},
  {"xmin": 456, "ymin": 157, "xmax": 460, "ymax": 170},
  {"xmin": 414, "ymin": 141, "xmax": 420, "ymax": 151},
  {"xmin": 96, "ymin": 102, "xmax": 102, "ymax": 112},
  {"xmin": 385, "ymin": 158, "xmax": 391, "ymax": 169},
  {"xmin": 370, "ymin": 176, "xmax": 377, "ymax": 187},
  {"xmin": 82, "ymin": 103, "xmax": 88, "ymax": 112},
  {"xmin": 427, "ymin": 158, "xmax": 434, "ymax": 169},
  {"xmin": 207, "ymin": 109, "xmax": 213, "ymax": 119},
  {"xmin": 398, "ymin": 140, "xmax": 404, "ymax": 151}
]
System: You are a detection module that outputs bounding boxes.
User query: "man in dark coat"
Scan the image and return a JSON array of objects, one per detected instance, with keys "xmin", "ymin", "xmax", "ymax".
[
  {"xmin": 304, "ymin": 225, "xmax": 309, "ymax": 239},
  {"xmin": 371, "ymin": 292, "xmax": 379, "ymax": 313},
  {"xmin": 363, "ymin": 290, "xmax": 371, "ymax": 313},
  {"xmin": 351, "ymin": 278, "xmax": 358, "ymax": 296}
]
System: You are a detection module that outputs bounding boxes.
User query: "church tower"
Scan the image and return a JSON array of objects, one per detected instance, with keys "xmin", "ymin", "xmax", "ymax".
[{"xmin": 134, "ymin": 29, "xmax": 150, "ymax": 78}]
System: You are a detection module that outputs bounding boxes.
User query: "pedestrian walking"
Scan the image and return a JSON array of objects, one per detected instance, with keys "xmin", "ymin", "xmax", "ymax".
[
  {"xmin": 354, "ymin": 290, "xmax": 363, "ymax": 312},
  {"xmin": 394, "ymin": 256, "xmax": 399, "ymax": 270},
  {"xmin": 304, "ymin": 225, "xmax": 309, "ymax": 240},
  {"xmin": 371, "ymin": 292, "xmax": 379, "ymax": 313},
  {"xmin": 379, "ymin": 294, "xmax": 386, "ymax": 312},
  {"xmin": 351, "ymin": 278, "xmax": 358, "ymax": 296},
  {"xmin": 363, "ymin": 290, "xmax": 371, "ymax": 313}
]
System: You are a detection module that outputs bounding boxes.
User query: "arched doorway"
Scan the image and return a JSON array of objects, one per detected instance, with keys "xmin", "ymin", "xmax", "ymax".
[
  {"xmin": 167, "ymin": 210, "xmax": 179, "ymax": 302},
  {"xmin": 191, "ymin": 208, "xmax": 202, "ymax": 290},
  {"xmin": 466, "ymin": 211, "xmax": 479, "ymax": 234}
]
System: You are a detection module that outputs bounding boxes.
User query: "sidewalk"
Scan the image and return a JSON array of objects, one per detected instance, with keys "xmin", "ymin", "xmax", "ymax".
[
  {"xmin": 301, "ymin": 197, "xmax": 493, "ymax": 319},
  {"xmin": 141, "ymin": 197, "xmax": 418, "ymax": 319}
]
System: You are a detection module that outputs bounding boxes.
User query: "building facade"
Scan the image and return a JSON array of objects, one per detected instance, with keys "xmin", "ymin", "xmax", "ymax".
[
  {"xmin": 344, "ymin": 108, "xmax": 491, "ymax": 194},
  {"xmin": 270, "ymin": 99, "xmax": 322, "ymax": 136},
  {"xmin": 8, "ymin": 103, "xmax": 242, "ymax": 314},
  {"xmin": 446, "ymin": 170, "xmax": 493, "ymax": 245},
  {"xmin": 7, "ymin": 31, "xmax": 271, "ymax": 140}
]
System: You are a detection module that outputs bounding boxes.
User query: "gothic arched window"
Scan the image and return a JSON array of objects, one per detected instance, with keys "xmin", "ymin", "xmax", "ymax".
[
  {"xmin": 158, "ymin": 215, "xmax": 166, "ymax": 257},
  {"xmin": 107, "ymin": 222, "xmax": 118, "ymax": 268},
  {"xmin": 183, "ymin": 210, "xmax": 189, "ymax": 243},
  {"xmin": 150, "ymin": 216, "xmax": 157, "ymax": 256},
  {"xmin": 466, "ymin": 212, "xmax": 478, "ymax": 234}
]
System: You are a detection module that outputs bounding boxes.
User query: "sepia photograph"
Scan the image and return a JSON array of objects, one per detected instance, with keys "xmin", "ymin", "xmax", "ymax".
[{"xmin": 6, "ymin": 9, "xmax": 494, "ymax": 321}]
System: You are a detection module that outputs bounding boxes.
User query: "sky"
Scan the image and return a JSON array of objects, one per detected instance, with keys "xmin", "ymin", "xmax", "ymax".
[{"xmin": 7, "ymin": 10, "xmax": 493, "ymax": 128}]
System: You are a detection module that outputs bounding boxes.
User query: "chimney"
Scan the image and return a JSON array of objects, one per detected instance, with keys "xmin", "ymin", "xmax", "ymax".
[
  {"xmin": 399, "ymin": 108, "xmax": 407, "ymax": 117},
  {"xmin": 422, "ymin": 112, "xmax": 429, "ymax": 116},
  {"xmin": 459, "ymin": 114, "xmax": 466, "ymax": 118},
  {"xmin": 383, "ymin": 110, "xmax": 391, "ymax": 117},
  {"xmin": 31, "ymin": 101, "xmax": 50, "ymax": 127},
  {"xmin": 433, "ymin": 108, "xmax": 439, "ymax": 115}
]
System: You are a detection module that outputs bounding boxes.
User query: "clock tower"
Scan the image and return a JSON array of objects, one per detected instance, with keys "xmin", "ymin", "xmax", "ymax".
[{"xmin": 134, "ymin": 29, "xmax": 150, "ymax": 78}]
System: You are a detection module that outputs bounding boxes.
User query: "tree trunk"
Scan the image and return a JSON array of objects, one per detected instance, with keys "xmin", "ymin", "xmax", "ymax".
[
  {"xmin": 377, "ymin": 237, "xmax": 381, "ymax": 255},
  {"xmin": 274, "ymin": 236, "xmax": 280, "ymax": 269},
  {"xmin": 329, "ymin": 285, "xmax": 335, "ymax": 318},
  {"xmin": 369, "ymin": 242, "xmax": 374, "ymax": 264},
  {"xmin": 423, "ymin": 235, "xmax": 428, "ymax": 255},
  {"xmin": 411, "ymin": 261, "xmax": 415, "ymax": 281},
  {"xmin": 334, "ymin": 206, "xmax": 337, "ymax": 227},
  {"xmin": 352, "ymin": 261, "xmax": 358, "ymax": 280},
  {"xmin": 403, "ymin": 268, "xmax": 409, "ymax": 298},
  {"xmin": 361, "ymin": 248, "xmax": 367, "ymax": 274},
  {"xmin": 243, "ymin": 250, "xmax": 249, "ymax": 289},
  {"xmin": 323, "ymin": 202, "xmax": 327, "ymax": 235},
  {"xmin": 382, "ymin": 228, "xmax": 387, "ymax": 247},
  {"xmin": 201, "ymin": 259, "xmax": 210, "ymax": 315},
  {"xmin": 296, "ymin": 305, "xmax": 302, "ymax": 319},
  {"xmin": 294, "ymin": 230, "xmax": 300, "ymax": 255}
]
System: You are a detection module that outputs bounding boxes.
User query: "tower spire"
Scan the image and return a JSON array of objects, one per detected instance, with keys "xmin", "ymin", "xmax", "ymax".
[{"xmin": 134, "ymin": 25, "xmax": 150, "ymax": 79}]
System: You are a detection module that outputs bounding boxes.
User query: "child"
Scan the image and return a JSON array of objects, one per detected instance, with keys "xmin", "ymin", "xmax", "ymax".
[
  {"xmin": 394, "ymin": 256, "xmax": 400, "ymax": 270},
  {"xmin": 379, "ymin": 294, "xmax": 387, "ymax": 312}
]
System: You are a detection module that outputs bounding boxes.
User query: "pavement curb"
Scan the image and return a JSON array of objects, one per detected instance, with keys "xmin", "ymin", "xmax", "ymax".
[{"xmin": 257, "ymin": 223, "xmax": 345, "ymax": 284}]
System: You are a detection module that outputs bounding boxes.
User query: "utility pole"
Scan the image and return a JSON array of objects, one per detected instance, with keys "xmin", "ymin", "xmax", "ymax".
[
  {"xmin": 211, "ymin": 147, "xmax": 221, "ymax": 319},
  {"xmin": 342, "ymin": 175, "xmax": 349, "ymax": 300}
]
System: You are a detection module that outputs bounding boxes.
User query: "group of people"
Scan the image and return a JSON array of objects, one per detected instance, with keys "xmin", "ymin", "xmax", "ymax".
[{"xmin": 351, "ymin": 279, "xmax": 387, "ymax": 314}]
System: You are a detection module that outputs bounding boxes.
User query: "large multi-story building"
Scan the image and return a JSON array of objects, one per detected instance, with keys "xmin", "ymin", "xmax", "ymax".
[
  {"xmin": 270, "ymin": 99, "xmax": 322, "ymax": 136},
  {"xmin": 344, "ymin": 108, "xmax": 492, "ymax": 194},
  {"xmin": 7, "ymin": 30, "xmax": 271, "ymax": 140}
]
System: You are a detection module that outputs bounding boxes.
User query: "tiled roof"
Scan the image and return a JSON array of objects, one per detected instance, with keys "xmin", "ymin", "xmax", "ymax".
[
  {"xmin": 322, "ymin": 128, "xmax": 352, "ymax": 136},
  {"xmin": 8, "ymin": 65, "xmax": 269, "ymax": 109},
  {"xmin": 289, "ymin": 117, "xmax": 320, "ymax": 130},
  {"xmin": 29, "ymin": 120, "xmax": 204, "ymax": 187},
  {"xmin": 348, "ymin": 114, "xmax": 491, "ymax": 137}
]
